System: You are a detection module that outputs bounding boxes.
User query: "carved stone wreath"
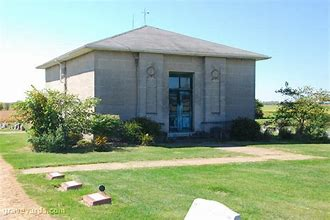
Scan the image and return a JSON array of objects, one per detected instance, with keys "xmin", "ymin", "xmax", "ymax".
[
  {"xmin": 211, "ymin": 68, "xmax": 220, "ymax": 81},
  {"xmin": 146, "ymin": 65, "xmax": 156, "ymax": 78}
]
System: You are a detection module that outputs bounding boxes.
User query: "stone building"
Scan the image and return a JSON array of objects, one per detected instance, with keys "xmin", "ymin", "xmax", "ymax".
[{"xmin": 37, "ymin": 26, "xmax": 270, "ymax": 136}]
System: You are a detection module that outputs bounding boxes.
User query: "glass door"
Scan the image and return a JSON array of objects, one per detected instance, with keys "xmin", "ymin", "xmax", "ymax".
[{"xmin": 169, "ymin": 74, "xmax": 193, "ymax": 132}]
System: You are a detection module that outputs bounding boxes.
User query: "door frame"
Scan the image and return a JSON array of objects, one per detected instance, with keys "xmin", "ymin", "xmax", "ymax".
[{"xmin": 168, "ymin": 72, "xmax": 194, "ymax": 133}]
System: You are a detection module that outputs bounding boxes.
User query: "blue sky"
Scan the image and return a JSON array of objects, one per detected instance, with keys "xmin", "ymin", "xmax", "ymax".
[{"xmin": 0, "ymin": 0, "xmax": 329, "ymax": 102}]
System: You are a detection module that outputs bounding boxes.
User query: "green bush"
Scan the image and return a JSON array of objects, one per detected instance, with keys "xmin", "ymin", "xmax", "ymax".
[
  {"xmin": 255, "ymin": 99, "xmax": 264, "ymax": 119},
  {"xmin": 260, "ymin": 128, "xmax": 273, "ymax": 141},
  {"xmin": 278, "ymin": 127, "xmax": 293, "ymax": 140},
  {"xmin": 91, "ymin": 114, "xmax": 123, "ymax": 140},
  {"xmin": 93, "ymin": 143, "xmax": 113, "ymax": 152},
  {"xmin": 274, "ymin": 83, "xmax": 330, "ymax": 141},
  {"xmin": 77, "ymin": 139, "xmax": 93, "ymax": 147},
  {"xmin": 29, "ymin": 128, "xmax": 66, "ymax": 152},
  {"xmin": 14, "ymin": 87, "xmax": 99, "ymax": 152},
  {"xmin": 210, "ymin": 127, "xmax": 223, "ymax": 140},
  {"xmin": 141, "ymin": 133, "xmax": 154, "ymax": 146},
  {"xmin": 122, "ymin": 121, "xmax": 143, "ymax": 144},
  {"xmin": 130, "ymin": 117, "xmax": 161, "ymax": 138},
  {"xmin": 75, "ymin": 139, "xmax": 94, "ymax": 152},
  {"xmin": 67, "ymin": 132, "xmax": 83, "ymax": 146},
  {"xmin": 230, "ymin": 117, "xmax": 261, "ymax": 141}
]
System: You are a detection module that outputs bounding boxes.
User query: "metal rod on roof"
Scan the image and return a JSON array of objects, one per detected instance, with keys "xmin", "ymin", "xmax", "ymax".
[
  {"xmin": 142, "ymin": 8, "xmax": 149, "ymax": 25},
  {"xmin": 132, "ymin": 14, "xmax": 135, "ymax": 29}
]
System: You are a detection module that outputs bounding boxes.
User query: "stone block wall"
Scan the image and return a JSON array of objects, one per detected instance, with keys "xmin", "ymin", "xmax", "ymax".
[{"xmin": 45, "ymin": 50, "xmax": 256, "ymax": 134}]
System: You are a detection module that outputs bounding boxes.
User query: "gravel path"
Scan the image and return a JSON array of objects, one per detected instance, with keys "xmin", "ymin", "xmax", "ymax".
[
  {"xmin": 0, "ymin": 156, "xmax": 53, "ymax": 220},
  {"xmin": 21, "ymin": 147, "xmax": 321, "ymax": 175},
  {"xmin": 0, "ymin": 131, "xmax": 25, "ymax": 134}
]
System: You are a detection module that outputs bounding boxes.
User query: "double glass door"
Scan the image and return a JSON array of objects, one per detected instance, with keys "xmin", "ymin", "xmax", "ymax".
[{"xmin": 169, "ymin": 74, "xmax": 193, "ymax": 132}]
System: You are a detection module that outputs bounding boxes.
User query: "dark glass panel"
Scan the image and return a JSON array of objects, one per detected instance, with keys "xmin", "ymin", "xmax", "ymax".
[{"xmin": 169, "ymin": 92, "xmax": 178, "ymax": 113}]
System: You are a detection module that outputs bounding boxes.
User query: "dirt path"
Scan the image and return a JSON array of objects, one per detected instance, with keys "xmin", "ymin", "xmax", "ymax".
[
  {"xmin": 0, "ymin": 131, "xmax": 25, "ymax": 134},
  {"xmin": 21, "ymin": 147, "xmax": 321, "ymax": 175},
  {"xmin": 0, "ymin": 156, "xmax": 53, "ymax": 220}
]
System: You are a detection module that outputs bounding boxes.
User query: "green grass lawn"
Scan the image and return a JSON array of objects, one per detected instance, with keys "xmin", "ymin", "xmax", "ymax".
[
  {"xmin": 1, "ymin": 132, "xmax": 330, "ymax": 219},
  {"xmin": 0, "ymin": 133, "xmax": 240, "ymax": 169},
  {"xmin": 18, "ymin": 146, "xmax": 330, "ymax": 219},
  {"xmin": 254, "ymin": 143, "xmax": 330, "ymax": 158}
]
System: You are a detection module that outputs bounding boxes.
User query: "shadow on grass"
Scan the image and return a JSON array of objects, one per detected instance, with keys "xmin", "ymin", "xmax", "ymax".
[
  {"xmin": 51, "ymin": 144, "xmax": 137, "ymax": 154},
  {"xmin": 155, "ymin": 138, "xmax": 330, "ymax": 149},
  {"xmin": 34, "ymin": 139, "xmax": 329, "ymax": 154}
]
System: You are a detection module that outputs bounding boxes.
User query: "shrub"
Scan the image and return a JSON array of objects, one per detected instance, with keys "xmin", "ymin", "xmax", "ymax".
[
  {"xmin": 91, "ymin": 114, "xmax": 123, "ymax": 140},
  {"xmin": 255, "ymin": 99, "xmax": 264, "ymax": 119},
  {"xmin": 14, "ymin": 87, "xmax": 99, "ymax": 152},
  {"xmin": 130, "ymin": 117, "xmax": 161, "ymax": 138},
  {"xmin": 155, "ymin": 131, "xmax": 168, "ymax": 142},
  {"xmin": 93, "ymin": 143, "xmax": 112, "ymax": 152},
  {"xmin": 122, "ymin": 121, "xmax": 143, "ymax": 144},
  {"xmin": 230, "ymin": 117, "xmax": 261, "ymax": 141},
  {"xmin": 210, "ymin": 127, "xmax": 223, "ymax": 140},
  {"xmin": 77, "ymin": 139, "xmax": 93, "ymax": 148},
  {"xmin": 29, "ymin": 128, "xmax": 66, "ymax": 152},
  {"xmin": 260, "ymin": 128, "xmax": 273, "ymax": 141},
  {"xmin": 141, "ymin": 133, "xmax": 154, "ymax": 146},
  {"xmin": 93, "ymin": 135, "xmax": 112, "ymax": 152},
  {"xmin": 94, "ymin": 135, "xmax": 108, "ymax": 145},
  {"xmin": 75, "ymin": 139, "xmax": 94, "ymax": 152},
  {"xmin": 67, "ymin": 132, "xmax": 83, "ymax": 146},
  {"xmin": 278, "ymin": 127, "xmax": 293, "ymax": 140},
  {"xmin": 274, "ymin": 82, "xmax": 330, "ymax": 140}
]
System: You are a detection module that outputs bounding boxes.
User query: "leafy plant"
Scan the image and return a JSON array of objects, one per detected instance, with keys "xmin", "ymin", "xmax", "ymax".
[
  {"xmin": 14, "ymin": 87, "xmax": 99, "ymax": 152},
  {"xmin": 130, "ymin": 117, "xmax": 161, "ymax": 138},
  {"xmin": 255, "ymin": 99, "xmax": 264, "ymax": 119},
  {"xmin": 261, "ymin": 128, "xmax": 273, "ymax": 141},
  {"xmin": 76, "ymin": 139, "xmax": 94, "ymax": 152},
  {"xmin": 28, "ymin": 128, "xmax": 66, "ymax": 152},
  {"xmin": 230, "ymin": 117, "xmax": 261, "ymax": 141},
  {"xmin": 141, "ymin": 133, "xmax": 154, "ymax": 146},
  {"xmin": 274, "ymin": 82, "xmax": 330, "ymax": 140},
  {"xmin": 122, "ymin": 121, "xmax": 143, "ymax": 144},
  {"xmin": 90, "ymin": 114, "xmax": 123, "ymax": 140},
  {"xmin": 94, "ymin": 135, "xmax": 108, "ymax": 145},
  {"xmin": 278, "ymin": 127, "xmax": 293, "ymax": 140}
]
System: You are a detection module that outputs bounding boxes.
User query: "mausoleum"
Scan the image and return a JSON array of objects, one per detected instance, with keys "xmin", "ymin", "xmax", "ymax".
[{"xmin": 37, "ymin": 26, "xmax": 270, "ymax": 136}]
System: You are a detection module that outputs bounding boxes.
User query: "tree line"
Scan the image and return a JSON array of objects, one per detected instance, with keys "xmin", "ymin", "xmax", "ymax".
[{"xmin": 0, "ymin": 102, "xmax": 16, "ymax": 111}]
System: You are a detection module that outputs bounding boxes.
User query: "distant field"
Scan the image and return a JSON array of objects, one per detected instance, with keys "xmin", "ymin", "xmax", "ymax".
[
  {"xmin": 262, "ymin": 104, "xmax": 330, "ymax": 119},
  {"xmin": 0, "ymin": 110, "xmax": 15, "ymax": 122},
  {"xmin": 262, "ymin": 105, "xmax": 278, "ymax": 118}
]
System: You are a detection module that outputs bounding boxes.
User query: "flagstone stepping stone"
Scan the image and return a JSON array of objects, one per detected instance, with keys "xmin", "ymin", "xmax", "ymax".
[
  {"xmin": 46, "ymin": 172, "xmax": 65, "ymax": 180},
  {"xmin": 60, "ymin": 180, "xmax": 82, "ymax": 191},
  {"xmin": 83, "ymin": 192, "xmax": 112, "ymax": 206}
]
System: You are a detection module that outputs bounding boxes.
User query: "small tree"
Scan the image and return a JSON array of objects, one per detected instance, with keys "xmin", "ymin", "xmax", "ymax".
[
  {"xmin": 0, "ymin": 102, "xmax": 3, "ymax": 111},
  {"xmin": 14, "ymin": 87, "xmax": 99, "ymax": 152},
  {"xmin": 255, "ymin": 99, "xmax": 264, "ymax": 119},
  {"xmin": 274, "ymin": 82, "xmax": 330, "ymax": 140}
]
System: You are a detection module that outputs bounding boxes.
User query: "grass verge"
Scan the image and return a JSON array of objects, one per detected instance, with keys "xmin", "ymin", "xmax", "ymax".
[
  {"xmin": 18, "ymin": 157, "xmax": 330, "ymax": 219},
  {"xmin": 0, "ymin": 133, "xmax": 240, "ymax": 169}
]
